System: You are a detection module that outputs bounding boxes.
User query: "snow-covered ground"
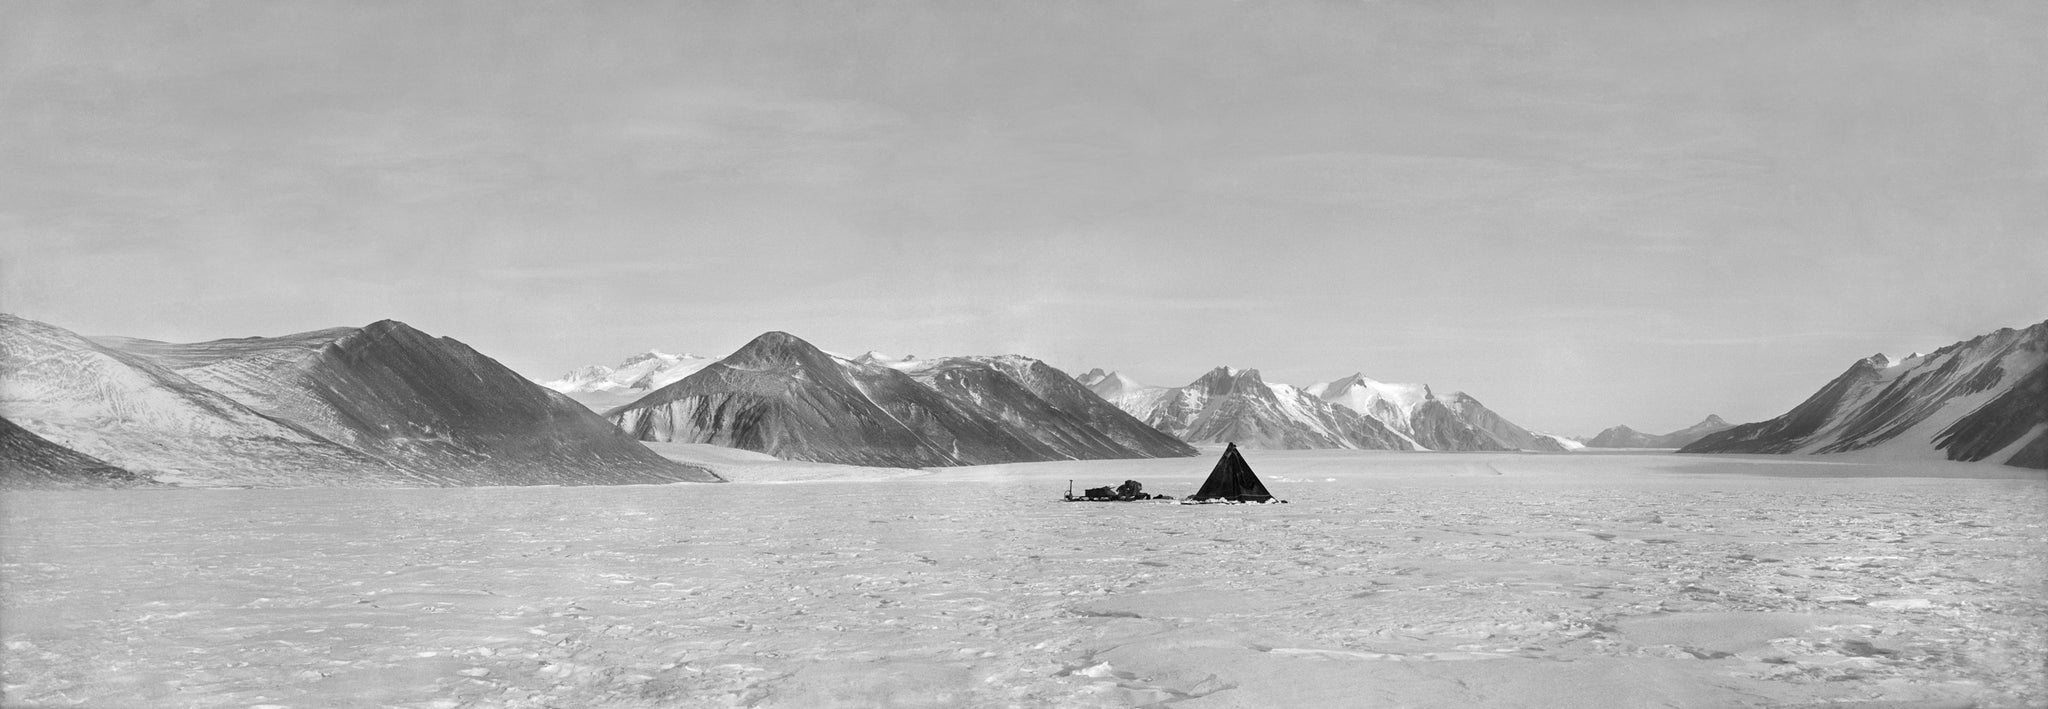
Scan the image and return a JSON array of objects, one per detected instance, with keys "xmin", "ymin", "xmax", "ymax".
[{"xmin": 4, "ymin": 451, "xmax": 2044, "ymax": 708}]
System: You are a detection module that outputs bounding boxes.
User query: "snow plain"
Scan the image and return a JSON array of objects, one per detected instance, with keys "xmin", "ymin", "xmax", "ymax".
[{"xmin": 4, "ymin": 450, "xmax": 2044, "ymax": 708}]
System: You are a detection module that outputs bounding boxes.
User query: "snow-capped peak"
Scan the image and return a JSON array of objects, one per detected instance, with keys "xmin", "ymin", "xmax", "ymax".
[{"xmin": 544, "ymin": 349, "xmax": 715, "ymax": 395}]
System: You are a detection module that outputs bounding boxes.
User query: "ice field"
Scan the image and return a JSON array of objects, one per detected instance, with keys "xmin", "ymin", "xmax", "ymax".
[{"xmin": 4, "ymin": 450, "xmax": 2045, "ymax": 708}]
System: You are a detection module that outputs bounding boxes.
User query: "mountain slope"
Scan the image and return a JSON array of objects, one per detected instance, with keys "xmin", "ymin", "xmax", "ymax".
[
  {"xmin": 1441, "ymin": 391, "xmax": 1569, "ymax": 452},
  {"xmin": 903, "ymin": 356, "xmax": 1195, "ymax": 459},
  {"xmin": 1, "ymin": 314, "xmax": 418, "ymax": 486},
  {"xmin": 0, "ymin": 416, "xmax": 153, "ymax": 489},
  {"xmin": 99, "ymin": 320, "xmax": 721, "ymax": 485},
  {"xmin": 1681, "ymin": 320, "xmax": 2048, "ymax": 469},
  {"xmin": 608, "ymin": 332, "xmax": 1193, "ymax": 467}
]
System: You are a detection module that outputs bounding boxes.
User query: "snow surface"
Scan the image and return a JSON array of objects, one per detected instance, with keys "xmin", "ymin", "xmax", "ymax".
[{"xmin": 4, "ymin": 452, "xmax": 2043, "ymax": 708}]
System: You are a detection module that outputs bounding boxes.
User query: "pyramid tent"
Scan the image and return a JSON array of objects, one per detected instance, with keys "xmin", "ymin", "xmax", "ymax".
[{"xmin": 1190, "ymin": 443, "xmax": 1276, "ymax": 502}]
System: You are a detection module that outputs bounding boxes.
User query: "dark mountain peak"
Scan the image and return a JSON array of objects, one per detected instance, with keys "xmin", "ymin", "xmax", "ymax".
[
  {"xmin": 1191, "ymin": 366, "xmax": 1265, "ymax": 397},
  {"xmin": 333, "ymin": 319, "xmax": 442, "ymax": 350},
  {"xmin": 361, "ymin": 318, "xmax": 424, "ymax": 336},
  {"xmin": 1701, "ymin": 414, "xmax": 1729, "ymax": 427},
  {"xmin": 724, "ymin": 331, "xmax": 833, "ymax": 367},
  {"xmin": 1604, "ymin": 424, "xmax": 1639, "ymax": 434}
]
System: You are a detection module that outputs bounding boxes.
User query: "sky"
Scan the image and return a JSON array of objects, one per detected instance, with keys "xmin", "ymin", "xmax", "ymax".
[{"xmin": 3, "ymin": 1, "xmax": 2044, "ymax": 436}]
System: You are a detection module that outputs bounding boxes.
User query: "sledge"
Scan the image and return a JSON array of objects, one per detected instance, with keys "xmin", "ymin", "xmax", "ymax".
[{"xmin": 1063, "ymin": 479, "xmax": 1173, "ymax": 502}]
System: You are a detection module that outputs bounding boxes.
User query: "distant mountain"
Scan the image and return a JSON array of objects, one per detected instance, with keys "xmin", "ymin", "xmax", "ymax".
[
  {"xmin": 607, "ymin": 332, "xmax": 1195, "ymax": 467},
  {"xmin": 543, "ymin": 350, "xmax": 716, "ymax": 411},
  {"xmin": 1304, "ymin": 374, "xmax": 1432, "ymax": 436},
  {"xmin": 1, "ymin": 313, "xmax": 720, "ymax": 487},
  {"xmin": 1077, "ymin": 366, "xmax": 1567, "ymax": 452},
  {"xmin": 1073, "ymin": 368, "xmax": 1155, "ymax": 401},
  {"xmin": 897, "ymin": 356, "xmax": 1195, "ymax": 460},
  {"xmin": 0, "ymin": 416, "xmax": 152, "ymax": 489},
  {"xmin": 1085, "ymin": 367, "xmax": 1414, "ymax": 451},
  {"xmin": 1585, "ymin": 425, "xmax": 1657, "ymax": 448},
  {"xmin": 1586, "ymin": 415, "xmax": 1734, "ymax": 449},
  {"xmin": 1680, "ymin": 320, "xmax": 2047, "ymax": 469},
  {"xmin": 1305, "ymin": 374, "xmax": 1567, "ymax": 452},
  {"xmin": 1441, "ymin": 391, "xmax": 1571, "ymax": 452}
]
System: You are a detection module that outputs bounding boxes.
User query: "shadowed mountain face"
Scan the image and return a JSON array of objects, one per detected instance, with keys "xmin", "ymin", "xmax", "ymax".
[
  {"xmin": 1682, "ymin": 320, "xmax": 2048, "ymax": 469},
  {"xmin": 1586, "ymin": 415, "xmax": 1734, "ymax": 449},
  {"xmin": 1, "ymin": 313, "xmax": 719, "ymax": 487},
  {"xmin": 607, "ymin": 332, "xmax": 1197, "ymax": 467},
  {"xmin": 98, "ymin": 320, "xmax": 722, "ymax": 485},
  {"xmin": 903, "ymin": 356, "xmax": 1196, "ymax": 460},
  {"xmin": 1404, "ymin": 397, "xmax": 1514, "ymax": 452},
  {"xmin": 0, "ymin": 417, "xmax": 153, "ymax": 489},
  {"xmin": 1441, "ymin": 392, "xmax": 1568, "ymax": 452},
  {"xmin": 2, "ymin": 314, "xmax": 419, "ymax": 487}
]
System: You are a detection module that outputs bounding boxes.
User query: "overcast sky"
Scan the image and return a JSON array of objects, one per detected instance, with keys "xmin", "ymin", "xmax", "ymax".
[{"xmin": 4, "ymin": 1, "xmax": 2044, "ymax": 435}]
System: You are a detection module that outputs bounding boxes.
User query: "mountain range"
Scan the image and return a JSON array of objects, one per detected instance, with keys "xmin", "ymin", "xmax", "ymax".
[
  {"xmin": 1584, "ymin": 415, "xmax": 1735, "ymax": 449},
  {"xmin": 1077, "ymin": 368, "xmax": 1575, "ymax": 453},
  {"xmin": 11, "ymin": 311, "xmax": 2042, "ymax": 486},
  {"xmin": 0, "ymin": 314, "xmax": 721, "ymax": 488},
  {"xmin": 542, "ymin": 350, "xmax": 715, "ymax": 411},
  {"xmin": 604, "ymin": 331, "xmax": 1195, "ymax": 467},
  {"xmin": 1681, "ymin": 320, "xmax": 2047, "ymax": 469}
]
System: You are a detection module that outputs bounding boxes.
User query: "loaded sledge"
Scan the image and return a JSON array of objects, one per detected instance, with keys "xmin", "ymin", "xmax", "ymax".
[{"xmin": 1064, "ymin": 479, "xmax": 1172, "ymax": 502}]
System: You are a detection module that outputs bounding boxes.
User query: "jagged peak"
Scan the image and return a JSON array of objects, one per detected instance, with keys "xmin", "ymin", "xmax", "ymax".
[
  {"xmin": 1189, "ymin": 366, "xmax": 1265, "ymax": 397},
  {"xmin": 1700, "ymin": 414, "xmax": 1730, "ymax": 426},
  {"xmin": 1324, "ymin": 372, "xmax": 1368, "ymax": 390}
]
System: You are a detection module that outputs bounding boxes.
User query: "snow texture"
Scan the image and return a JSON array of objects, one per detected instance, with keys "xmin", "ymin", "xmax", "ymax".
[{"xmin": 4, "ymin": 451, "xmax": 2043, "ymax": 708}]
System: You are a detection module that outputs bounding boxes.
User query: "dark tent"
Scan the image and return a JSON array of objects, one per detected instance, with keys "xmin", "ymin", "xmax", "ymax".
[{"xmin": 1189, "ymin": 443, "xmax": 1277, "ymax": 502}]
